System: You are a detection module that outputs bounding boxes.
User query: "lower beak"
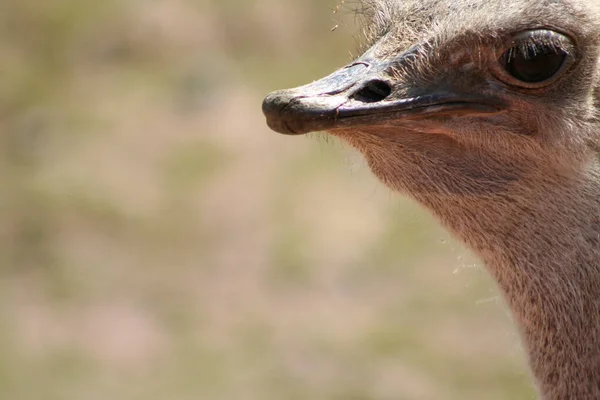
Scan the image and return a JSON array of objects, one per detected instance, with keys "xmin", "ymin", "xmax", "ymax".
[{"xmin": 262, "ymin": 61, "xmax": 507, "ymax": 135}]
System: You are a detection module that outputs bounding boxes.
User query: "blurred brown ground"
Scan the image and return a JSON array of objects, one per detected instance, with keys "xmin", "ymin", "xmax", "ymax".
[{"xmin": 0, "ymin": 1, "xmax": 535, "ymax": 399}]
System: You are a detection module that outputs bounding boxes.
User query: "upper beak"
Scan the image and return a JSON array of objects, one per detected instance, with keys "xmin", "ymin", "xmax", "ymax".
[{"xmin": 262, "ymin": 55, "xmax": 507, "ymax": 135}]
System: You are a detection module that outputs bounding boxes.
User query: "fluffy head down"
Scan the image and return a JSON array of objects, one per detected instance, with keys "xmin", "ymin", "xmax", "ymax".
[{"xmin": 355, "ymin": 0, "xmax": 600, "ymax": 50}]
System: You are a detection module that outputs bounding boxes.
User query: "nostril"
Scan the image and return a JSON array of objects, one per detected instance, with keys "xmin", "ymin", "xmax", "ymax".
[{"xmin": 352, "ymin": 80, "xmax": 392, "ymax": 103}]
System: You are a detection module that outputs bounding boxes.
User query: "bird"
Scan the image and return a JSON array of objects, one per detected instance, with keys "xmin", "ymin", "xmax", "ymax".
[{"xmin": 262, "ymin": 0, "xmax": 600, "ymax": 398}]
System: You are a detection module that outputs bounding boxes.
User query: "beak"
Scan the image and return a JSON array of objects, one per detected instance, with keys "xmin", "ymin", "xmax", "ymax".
[{"xmin": 262, "ymin": 55, "xmax": 507, "ymax": 135}]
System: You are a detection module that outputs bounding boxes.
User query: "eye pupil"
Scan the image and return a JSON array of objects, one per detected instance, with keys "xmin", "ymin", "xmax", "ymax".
[{"xmin": 502, "ymin": 45, "xmax": 568, "ymax": 83}]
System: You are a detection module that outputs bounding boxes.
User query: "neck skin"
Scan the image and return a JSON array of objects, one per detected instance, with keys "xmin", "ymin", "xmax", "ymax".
[
  {"xmin": 347, "ymin": 132, "xmax": 600, "ymax": 399},
  {"xmin": 421, "ymin": 166, "xmax": 600, "ymax": 399}
]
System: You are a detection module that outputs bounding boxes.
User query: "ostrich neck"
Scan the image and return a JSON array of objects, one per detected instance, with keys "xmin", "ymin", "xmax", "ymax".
[
  {"xmin": 347, "ymin": 130, "xmax": 600, "ymax": 397},
  {"xmin": 423, "ymin": 171, "xmax": 600, "ymax": 399}
]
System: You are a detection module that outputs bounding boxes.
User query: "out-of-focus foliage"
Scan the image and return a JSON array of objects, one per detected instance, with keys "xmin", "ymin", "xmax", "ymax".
[{"xmin": 0, "ymin": 1, "xmax": 534, "ymax": 399}]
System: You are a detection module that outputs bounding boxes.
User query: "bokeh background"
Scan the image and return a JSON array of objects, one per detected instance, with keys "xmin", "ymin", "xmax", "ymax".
[{"xmin": 0, "ymin": 1, "xmax": 536, "ymax": 399}]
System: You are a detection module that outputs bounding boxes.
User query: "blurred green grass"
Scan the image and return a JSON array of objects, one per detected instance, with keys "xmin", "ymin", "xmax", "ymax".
[{"xmin": 0, "ymin": 0, "xmax": 535, "ymax": 399}]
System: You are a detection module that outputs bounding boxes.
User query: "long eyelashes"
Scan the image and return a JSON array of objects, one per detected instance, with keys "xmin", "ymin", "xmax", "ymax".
[{"xmin": 495, "ymin": 30, "xmax": 576, "ymax": 88}]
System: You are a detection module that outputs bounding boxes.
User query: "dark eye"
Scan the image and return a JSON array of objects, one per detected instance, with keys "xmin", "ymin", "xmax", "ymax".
[
  {"xmin": 495, "ymin": 30, "xmax": 575, "ymax": 88},
  {"xmin": 502, "ymin": 45, "xmax": 567, "ymax": 83}
]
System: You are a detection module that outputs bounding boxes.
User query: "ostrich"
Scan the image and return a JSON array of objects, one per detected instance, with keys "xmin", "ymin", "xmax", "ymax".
[{"xmin": 262, "ymin": 0, "xmax": 600, "ymax": 398}]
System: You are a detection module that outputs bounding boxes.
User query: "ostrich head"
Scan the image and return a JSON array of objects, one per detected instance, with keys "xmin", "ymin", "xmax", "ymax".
[
  {"xmin": 263, "ymin": 0, "xmax": 600, "ymax": 206},
  {"xmin": 262, "ymin": 2, "xmax": 600, "ymax": 397}
]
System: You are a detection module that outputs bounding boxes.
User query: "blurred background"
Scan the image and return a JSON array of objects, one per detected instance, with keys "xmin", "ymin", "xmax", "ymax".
[{"xmin": 0, "ymin": 0, "xmax": 535, "ymax": 399}]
